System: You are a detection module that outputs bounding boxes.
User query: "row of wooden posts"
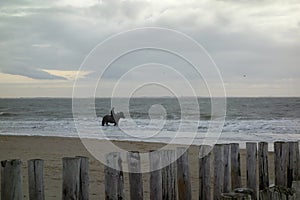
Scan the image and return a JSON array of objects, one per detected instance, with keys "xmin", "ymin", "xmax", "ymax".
[{"xmin": 1, "ymin": 141, "xmax": 300, "ymax": 200}]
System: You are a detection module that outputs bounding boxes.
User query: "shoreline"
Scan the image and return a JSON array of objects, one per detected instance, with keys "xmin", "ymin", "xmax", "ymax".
[{"xmin": 0, "ymin": 133, "xmax": 290, "ymax": 151}]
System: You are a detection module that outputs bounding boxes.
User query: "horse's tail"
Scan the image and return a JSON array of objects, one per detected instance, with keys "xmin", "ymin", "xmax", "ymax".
[{"xmin": 102, "ymin": 117, "xmax": 105, "ymax": 126}]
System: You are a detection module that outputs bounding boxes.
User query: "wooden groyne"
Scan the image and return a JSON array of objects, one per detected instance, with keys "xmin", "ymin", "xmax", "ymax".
[{"xmin": 1, "ymin": 141, "xmax": 300, "ymax": 200}]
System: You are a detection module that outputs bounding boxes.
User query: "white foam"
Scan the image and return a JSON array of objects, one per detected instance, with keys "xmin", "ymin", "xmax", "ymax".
[{"xmin": 1, "ymin": 118, "xmax": 299, "ymax": 145}]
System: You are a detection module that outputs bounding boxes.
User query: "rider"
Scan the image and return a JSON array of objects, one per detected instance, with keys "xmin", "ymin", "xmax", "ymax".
[{"xmin": 110, "ymin": 107, "xmax": 116, "ymax": 122}]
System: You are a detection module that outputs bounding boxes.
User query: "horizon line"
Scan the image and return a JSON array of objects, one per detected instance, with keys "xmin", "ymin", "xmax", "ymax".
[{"xmin": 0, "ymin": 96, "xmax": 299, "ymax": 99}]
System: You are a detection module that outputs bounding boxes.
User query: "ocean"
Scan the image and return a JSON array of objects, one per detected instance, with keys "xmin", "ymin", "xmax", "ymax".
[{"xmin": 0, "ymin": 97, "xmax": 299, "ymax": 147}]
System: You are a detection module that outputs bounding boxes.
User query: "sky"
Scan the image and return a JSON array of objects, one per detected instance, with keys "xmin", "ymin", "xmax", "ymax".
[{"xmin": 0, "ymin": 0, "xmax": 299, "ymax": 97}]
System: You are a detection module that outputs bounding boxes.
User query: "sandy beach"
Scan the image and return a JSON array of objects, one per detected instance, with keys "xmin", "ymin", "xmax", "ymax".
[{"xmin": 0, "ymin": 135, "xmax": 275, "ymax": 199}]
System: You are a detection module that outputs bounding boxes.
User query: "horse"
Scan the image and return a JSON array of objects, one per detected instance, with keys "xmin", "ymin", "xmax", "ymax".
[{"xmin": 102, "ymin": 108, "xmax": 125, "ymax": 126}]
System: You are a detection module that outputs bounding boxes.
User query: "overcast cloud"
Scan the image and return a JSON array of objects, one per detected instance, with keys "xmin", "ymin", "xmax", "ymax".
[{"xmin": 0, "ymin": 0, "xmax": 299, "ymax": 97}]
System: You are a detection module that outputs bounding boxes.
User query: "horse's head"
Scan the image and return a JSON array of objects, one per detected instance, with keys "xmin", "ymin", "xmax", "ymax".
[{"xmin": 118, "ymin": 112, "xmax": 125, "ymax": 118}]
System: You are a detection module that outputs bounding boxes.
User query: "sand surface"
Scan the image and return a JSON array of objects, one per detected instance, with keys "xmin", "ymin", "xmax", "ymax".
[{"xmin": 0, "ymin": 135, "xmax": 274, "ymax": 199}]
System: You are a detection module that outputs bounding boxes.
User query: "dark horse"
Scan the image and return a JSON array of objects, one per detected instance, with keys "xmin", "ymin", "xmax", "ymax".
[{"xmin": 102, "ymin": 108, "xmax": 125, "ymax": 126}]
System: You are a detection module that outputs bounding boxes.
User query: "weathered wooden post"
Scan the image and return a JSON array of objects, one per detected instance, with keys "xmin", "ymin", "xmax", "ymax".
[
  {"xmin": 288, "ymin": 142, "xmax": 299, "ymax": 186},
  {"xmin": 223, "ymin": 144, "xmax": 231, "ymax": 193},
  {"xmin": 214, "ymin": 144, "xmax": 224, "ymax": 200},
  {"xmin": 76, "ymin": 156, "xmax": 89, "ymax": 200},
  {"xmin": 149, "ymin": 150, "xmax": 162, "ymax": 200},
  {"xmin": 1, "ymin": 159, "xmax": 23, "ymax": 200},
  {"xmin": 246, "ymin": 142, "xmax": 257, "ymax": 200},
  {"xmin": 258, "ymin": 142, "xmax": 269, "ymax": 190},
  {"xmin": 161, "ymin": 149, "xmax": 176, "ymax": 200},
  {"xmin": 230, "ymin": 143, "xmax": 241, "ymax": 189},
  {"xmin": 199, "ymin": 145, "xmax": 212, "ymax": 200},
  {"xmin": 295, "ymin": 141, "xmax": 300, "ymax": 181},
  {"xmin": 105, "ymin": 152, "xmax": 124, "ymax": 200},
  {"xmin": 127, "ymin": 151, "xmax": 143, "ymax": 200},
  {"xmin": 62, "ymin": 157, "xmax": 81, "ymax": 200},
  {"xmin": 289, "ymin": 141, "xmax": 300, "ymax": 200},
  {"xmin": 28, "ymin": 159, "xmax": 44, "ymax": 200},
  {"xmin": 258, "ymin": 142, "xmax": 270, "ymax": 199},
  {"xmin": 273, "ymin": 142, "xmax": 292, "ymax": 199},
  {"xmin": 176, "ymin": 147, "xmax": 191, "ymax": 200},
  {"xmin": 274, "ymin": 142, "xmax": 289, "ymax": 187}
]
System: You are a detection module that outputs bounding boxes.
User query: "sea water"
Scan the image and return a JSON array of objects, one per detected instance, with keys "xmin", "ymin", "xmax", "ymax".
[{"xmin": 0, "ymin": 97, "xmax": 299, "ymax": 147}]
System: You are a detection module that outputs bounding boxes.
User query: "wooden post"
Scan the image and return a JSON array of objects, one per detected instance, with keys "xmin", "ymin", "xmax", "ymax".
[
  {"xmin": 288, "ymin": 141, "xmax": 299, "ymax": 187},
  {"xmin": 292, "ymin": 181, "xmax": 300, "ymax": 200},
  {"xmin": 62, "ymin": 157, "xmax": 81, "ymax": 200},
  {"xmin": 28, "ymin": 159, "xmax": 44, "ymax": 200},
  {"xmin": 176, "ymin": 147, "xmax": 191, "ymax": 200},
  {"xmin": 105, "ymin": 152, "xmax": 124, "ymax": 200},
  {"xmin": 259, "ymin": 190, "xmax": 270, "ymax": 200},
  {"xmin": 297, "ymin": 141, "xmax": 300, "ymax": 181},
  {"xmin": 258, "ymin": 142, "xmax": 269, "ymax": 191},
  {"xmin": 161, "ymin": 150, "xmax": 176, "ymax": 200},
  {"xmin": 77, "ymin": 156, "xmax": 89, "ymax": 200},
  {"xmin": 1, "ymin": 159, "xmax": 23, "ymax": 200},
  {"xmin": 213, "ymin": 144, "xmax": 224, "ymax": 200},
  {"xmin": 274, "ymin": 142, "xmax": 289, "ymax": 187},
  {"xmin": 246, "ymin": 142, "xmax": 257, "ymax": 200},
  {"xmin": 149, "ymin": 150, "xmax": 162, "ymax": 200},
  {"xmin": 230, "ymin": 143, "xmax": 241, "ymax": 189},
  {"xmin": 127, "ymin": 151, "xmax": 143, "ymax": 200},
  {"xmin": 199, "ymin": 145, "xmax": 212, "ymax": 200},
  {"xmin": 223, "ymin": 144, "xmax": 231, "ymax": 193},
  {"xmin": 290, "ymin": 141, "xmax": 300, "ymax": 199}
]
